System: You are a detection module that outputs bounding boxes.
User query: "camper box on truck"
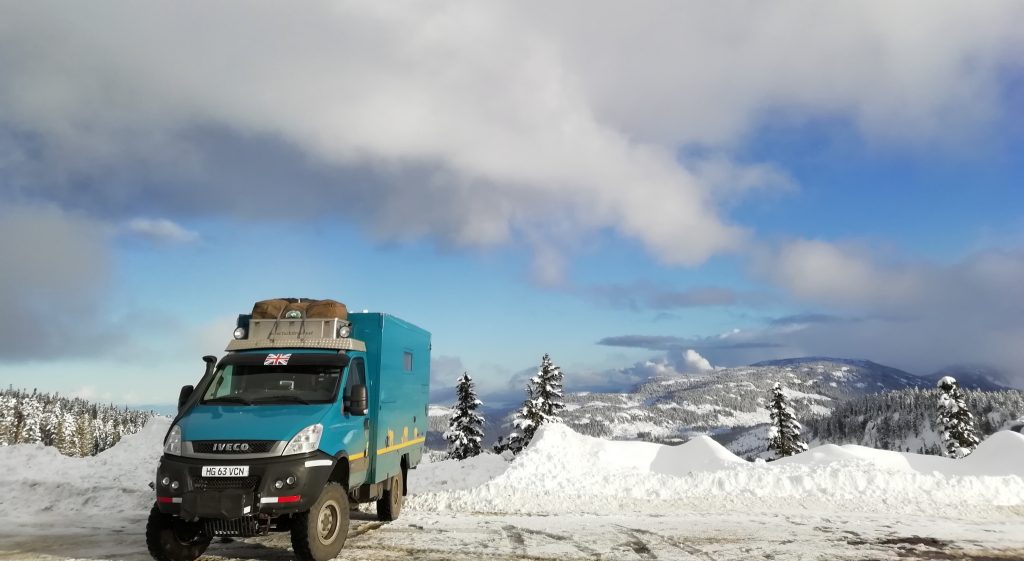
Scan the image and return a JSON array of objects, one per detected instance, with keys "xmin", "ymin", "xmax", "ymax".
[{"xmin": 147, "ymin": 298, "xmax": 430, "ymax": 561}]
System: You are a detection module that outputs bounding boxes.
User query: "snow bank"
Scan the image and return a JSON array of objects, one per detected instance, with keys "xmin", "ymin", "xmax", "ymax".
[
  {"xmin": 0, "ymin": 416, "xmax": 169, "ymax": 528},
  {"xmin": 409, "ymin": 452, "xmax": 509, "ymax": 495},
  {"xmin": 3, "ymin": 417, "xmax": 1022, "ymax": 524},
  {"xmin": 407, "ymin": 424, "xmax": 1024, "ymax": 516}
]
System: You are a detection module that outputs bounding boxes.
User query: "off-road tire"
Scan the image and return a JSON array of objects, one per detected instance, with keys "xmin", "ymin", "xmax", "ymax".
[
  {"xmin": 145, "ymin": 504, "xmax": 211, "ymax": 561},
  {"xmin": 376, "ymin": 471, "xmax": 403, "ymax": 522},
  {"xmin": 291, "ymin": 483, "xmax": 350, "ymax": 561}
]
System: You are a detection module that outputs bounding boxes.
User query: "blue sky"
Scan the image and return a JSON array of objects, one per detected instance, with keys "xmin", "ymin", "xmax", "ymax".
[{"xmin": 1, "ymin": 2, "xmax": 1022, "ymax": 406}]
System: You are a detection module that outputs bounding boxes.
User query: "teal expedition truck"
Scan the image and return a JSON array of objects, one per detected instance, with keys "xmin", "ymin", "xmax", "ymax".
[{"xmin": 147, "ymin": 298, "xmax": 430, "ymax": 561}]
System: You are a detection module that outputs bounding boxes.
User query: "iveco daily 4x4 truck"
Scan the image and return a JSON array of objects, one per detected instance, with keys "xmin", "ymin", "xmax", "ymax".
[{"xmin": 147, "ymin": 298, "xmax": 430, "ymax": 561}]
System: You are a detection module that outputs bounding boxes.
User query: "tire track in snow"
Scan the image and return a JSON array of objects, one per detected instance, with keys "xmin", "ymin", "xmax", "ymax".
[
  {"xmin": 517, "ymin": 526, "xmax": 603, "ymax": 558},
  {"xmin": 616, "ymin": 525, "xmax": 717, "ymax": 561}
]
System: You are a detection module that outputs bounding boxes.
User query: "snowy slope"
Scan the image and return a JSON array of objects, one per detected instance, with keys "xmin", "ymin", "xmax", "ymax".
[
  {"xmin": 0, "ymin": 416, "xmax": 169, "ymax": 531},
  {"xmin": 927, "ymin": 364, "xmax": 1016, "ymax": 391}
]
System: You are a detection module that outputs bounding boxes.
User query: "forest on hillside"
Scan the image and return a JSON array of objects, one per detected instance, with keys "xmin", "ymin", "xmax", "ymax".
[
  {"xmin": 0, "ymin": 387, "xmax": 153, "ymax": 457},
  {"xmin": 804, "ymin": 387, "xmax": 1024, "ymax": 454}
]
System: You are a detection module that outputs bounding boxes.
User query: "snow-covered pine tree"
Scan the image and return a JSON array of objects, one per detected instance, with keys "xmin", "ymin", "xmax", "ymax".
[
  {"xmin": 506, "ymin": 384, "xmax": 538, "ymax": 455},
  {"xmin": 0, "ymin": 393, "xmax": 16, "ymax": 446},
  {"xmin": 532, "ymin": 353, "xmax": 565, "ymax": 421},
  {"xmin": 491, "ymin": 435, "xmax": 509, "ymax": 454},
  {"xmin": 506, "ymin": 354, "xmax": 566, "ymax": 454},
  {"xmin": 766, "ymin": 382, "xmax": 808, "ymax": 459},
  {"xmin": 18, "ymin": 397, "xmax": 42, "ymax": 445},
  {"xmin": 443, "ymin": 372, "xmax": 486, "ymax": 460},
  {"xmin": 936, "ymin": 376, "xmax": 981, "ymax": 458}
]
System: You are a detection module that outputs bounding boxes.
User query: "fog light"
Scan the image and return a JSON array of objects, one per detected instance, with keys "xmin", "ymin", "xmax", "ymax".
[
  {"xmin": 170, "ymin": 481, "xmax": 180, "ymax": 491},
  {"xmin": 161, "ymin": 476, "xmax": 170, "ymax": 486},
  {"xmin": 286, "ymin": 476, "xmax": 296, "ymax": 486},
  {"xmin": 275, "ymin": 480, "xmax": 284, "ymax": 489}
]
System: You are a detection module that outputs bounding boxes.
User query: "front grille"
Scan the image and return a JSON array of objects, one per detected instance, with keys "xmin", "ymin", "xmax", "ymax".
[
  {"xmin": 192, "ymin": 440, "xmax": 277, "ymax": 454},
  {"xmin": 204, "ymin": 516, "xmax": 263, "ymax": 537},
  {"xmin": 193, "ymin": 476, "xmax": 260, "ymax": 491}
]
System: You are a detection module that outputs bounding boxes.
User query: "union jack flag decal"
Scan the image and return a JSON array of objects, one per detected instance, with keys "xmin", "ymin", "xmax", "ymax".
[{"xmin": 265, "ymin": 353, "xmax": 292, "ymax": 366}]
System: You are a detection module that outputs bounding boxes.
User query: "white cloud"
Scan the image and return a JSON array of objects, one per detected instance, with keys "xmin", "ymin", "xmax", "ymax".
[
  {"xmin": 612, "ymin": 349, "xmax": 715, "ymax": 386},
  {"xmin": 676, "ymin": 349, "xmax": 714, "ymax": 373},
  {"xmin": 753, "ymin": 243, "xmax": 1024, "ymax": 380},
  {"xmin": 125, "ymin": 218, "xmax": 199, "ymax": 244},
  {"xmin": 760, "ymin": 239, "xmax": 921, "ymax": 308},
  {"xmin": 0, "ymin": 1, "xmax": 1020, "ymax": 270}
]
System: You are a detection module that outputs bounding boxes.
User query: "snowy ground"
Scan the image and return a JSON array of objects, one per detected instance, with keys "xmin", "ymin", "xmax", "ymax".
[{"xmin": 2, "ymin": 419, "xmax": 1024, "ymax": 560}]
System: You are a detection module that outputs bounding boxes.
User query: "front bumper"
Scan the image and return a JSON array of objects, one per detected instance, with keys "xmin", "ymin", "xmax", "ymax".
[{"xmin": 154, "ymin": 451, "xmax": 335, "ymax": 521}]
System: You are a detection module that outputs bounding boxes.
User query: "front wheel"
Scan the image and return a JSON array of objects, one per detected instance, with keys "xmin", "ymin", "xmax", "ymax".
[
  {"xmin": 376, "ymin": 470, "xmax": 403, "ymax": 522},
  {"xmin": 291, "ymin": 483, "xmax": 349, "ymax": 561},
  {"xmin": 145, "ymin": 504, "xmax": 211, "ymax": 561}
]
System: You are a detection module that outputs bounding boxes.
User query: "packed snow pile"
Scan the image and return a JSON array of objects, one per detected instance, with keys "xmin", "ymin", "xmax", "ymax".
[
  {"xmin": 0, "ymin": 416, "xmax": 169, "ymax": 529},
  {"xmin": 407, "ymin": 424, "xmax": 1024, "ymax": 516}
]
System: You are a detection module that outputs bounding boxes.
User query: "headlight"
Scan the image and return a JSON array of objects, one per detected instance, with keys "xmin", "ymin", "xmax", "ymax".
[
  {"xmin": 164, "ymin": 425, "xmax": 182, "ymax": 455},
  {"xmin": 233, "ymin": 327, "xmax": 246, "ymax": 339},
  {"xmin": 283, "ymin": 424, "xmax": 323, "ymax": 455}
]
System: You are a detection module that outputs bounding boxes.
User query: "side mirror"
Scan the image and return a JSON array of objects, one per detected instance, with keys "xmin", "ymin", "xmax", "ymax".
[
  {"xmin": 349, "ymin": 384, "xmax": 368, "ymax": 416},
  {"xmin": 178, "ymin": 385, "xmax": 194, "ymax": 410}
]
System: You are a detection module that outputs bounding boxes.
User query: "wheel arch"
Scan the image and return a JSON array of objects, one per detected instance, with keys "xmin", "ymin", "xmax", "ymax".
[{"xmin": 328, "ymin": 455, "xmax": 350, "ymax": 491}]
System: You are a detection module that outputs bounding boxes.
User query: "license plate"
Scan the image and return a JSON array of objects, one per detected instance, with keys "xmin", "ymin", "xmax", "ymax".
[{"xmin": 201, "ymin": 465, "xmax": 249, "ymax": 477}]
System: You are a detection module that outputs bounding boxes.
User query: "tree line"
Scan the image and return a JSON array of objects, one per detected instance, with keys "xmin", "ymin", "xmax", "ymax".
[
  {"xmin": 0, "ymin": 387, "xmax": 154, "ymax": 457},
  {"xmin": 801, "ymin": 380, "xmax": 1022, "ymax": 456},
  {"xmin": 772, "ymin": 376, "xmax": 1002, "ymax": 459}
]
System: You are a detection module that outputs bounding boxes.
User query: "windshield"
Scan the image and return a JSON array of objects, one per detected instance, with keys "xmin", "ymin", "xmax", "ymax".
[{"xmin": 201, "ymin": 363, "xmax": 342, "ymax": 405}]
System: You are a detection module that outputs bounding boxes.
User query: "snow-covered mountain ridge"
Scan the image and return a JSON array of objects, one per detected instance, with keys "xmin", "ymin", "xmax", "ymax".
[{"xmin": 558, "ymin": 358, "xmax": 930, "ymax": 444}]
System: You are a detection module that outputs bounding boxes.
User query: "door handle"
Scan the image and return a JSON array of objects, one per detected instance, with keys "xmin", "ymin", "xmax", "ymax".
[{"xmin": 364, "ymin": 418, "xmax": 370, "ymax": 430}]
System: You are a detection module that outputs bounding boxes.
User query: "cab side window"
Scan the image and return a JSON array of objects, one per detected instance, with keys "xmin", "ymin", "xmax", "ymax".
[{"xmin": 343, "ymin": 358, "xmax": 366, "ymax": 411}]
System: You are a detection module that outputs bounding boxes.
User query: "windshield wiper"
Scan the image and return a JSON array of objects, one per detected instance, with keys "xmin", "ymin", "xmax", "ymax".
[
  {"xmin": 250, "ymin": 395, "xmax": 313, "ymax": 405},
  {"xmin": 203, "ymin": 395, "xmax": 253, "ymax": 405}
]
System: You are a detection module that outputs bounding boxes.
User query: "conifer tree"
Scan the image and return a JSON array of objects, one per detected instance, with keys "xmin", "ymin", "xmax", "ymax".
[
  {"xmin": 767, "ymin": 382, "xmax": 808, "ymax": 459},
  {"xmin": 936, "ymin": 376, "xmax": 981, "ymax": 458},
  {"xmin": 506, "ymin": 354, "xmax": 566, "ymax": 454},
  {"xmin": 507, "ymin": 385, "xmax": 539, "ymax": 455},
  {"xmin": 491, "ymin": 435, "xmax": 509, "ymax": 455},
  {"xmin": 443, "ymin": 373, "xmax": 486, "ymax": 460},
  {"xmin": 532, "ymin": 354, "xmax": 566, "ymax": 421}
]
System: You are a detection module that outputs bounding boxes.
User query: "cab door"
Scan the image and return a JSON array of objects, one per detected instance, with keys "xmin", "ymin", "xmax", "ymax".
[{"xmin": 341, "ymin": 355, "xmax": 371, "ymax": 488}]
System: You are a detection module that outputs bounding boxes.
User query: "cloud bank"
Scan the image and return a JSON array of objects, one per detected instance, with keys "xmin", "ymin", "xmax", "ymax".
[
  {"xmin": 1, "ymin": 1, "xmax": 1022, "ymax": 379},
  {"xmin": 2, "ymin": 1, "xmax": 1022, "ymax": 265},
  {"xmin": 601, "ymin": 245, "xmax": 1024, "ymax": 381}
]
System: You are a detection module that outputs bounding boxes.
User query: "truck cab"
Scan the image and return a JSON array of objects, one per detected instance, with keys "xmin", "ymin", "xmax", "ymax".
[{"xmin": 147, "ymin": 299, "xmax": 430, "ymax": 561}]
